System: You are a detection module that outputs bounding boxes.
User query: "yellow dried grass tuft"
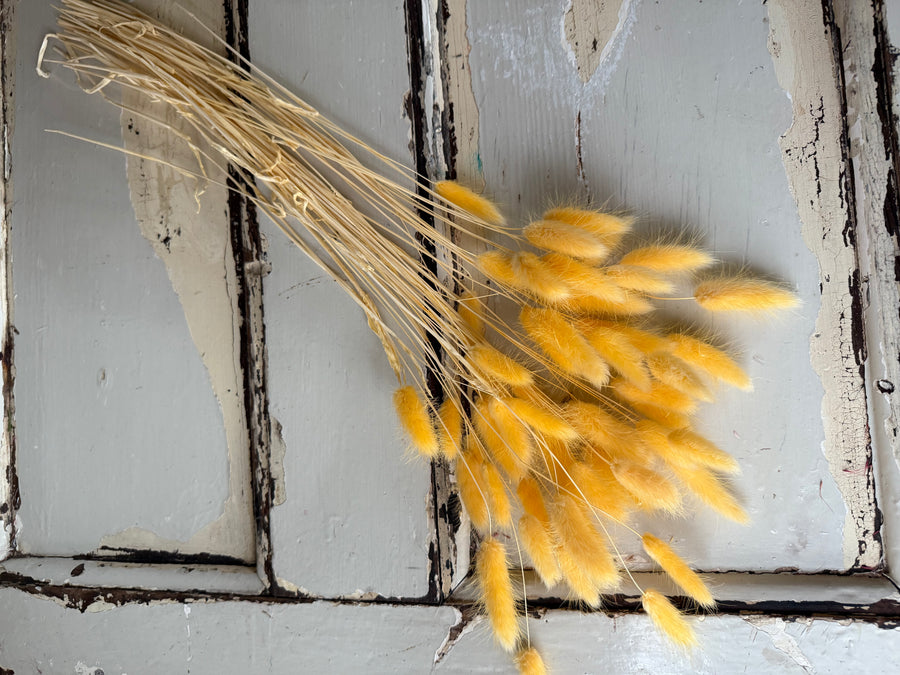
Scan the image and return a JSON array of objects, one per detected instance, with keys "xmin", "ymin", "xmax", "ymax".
[
  {"xmin": 543, "ymin": 207, "xmax": 633, "ymax": 245},
  {"xmin": 619, "ymin": 244, "xmax": 714, "ymax": 273},
  {"xmin": 470, "ymin": 343, "xmax": 534, "ymax": 387},
  {"xmin": 514, "ymin": 646, "xmax": 548, "ymax": 675},
  {"xmin": 646, "ymin": 352, "xmax": 712, "ymax": 402},
  {"xmin": 476, "ymin": 537, "xmax": 520, "ymax": 652},
  {"xmin": 642, "ymin": 533, "xmax": 715, "ymax": 608},
  {"xmin": 694, "ymin": 276, "xmax": 799, "ymax": 313},
  {"xmin": 436, "ymin": 180, "xmax": 505, "ymax": 225},
  {"xmin": 667, "ymin": 333, "xmax": 752, "ymax": 391},
  {"xmin": 393, "ymin": 386, "xmax": 438, "ymax": 458},
  {"xmin": 520, "ymin": 306, "xmax": 610, "ymax": 387},
  {"xmin": 519, "ymin": 513, "xmax": 562, "ymax": 587},
  {"xmin": 610, "ymin": 461, "xmax": 682, "ymax": 513},
  {"xmin": 641, "ymin": 589, "xmax": 698, "ymax": 648},
  {"xmin": 667, "ymin": 428, "xmax": 740, "ymax": 474},
  {"xmin": 670, "ymin": 462, "xmax": 748, "ymax": 524},
  {"xmin": 524, "ymin": 219, "xmax": 610, "ymax": 261},
  {"xmin": 436, "ymin": 396, "xmax": 463, "ymax": 460}
]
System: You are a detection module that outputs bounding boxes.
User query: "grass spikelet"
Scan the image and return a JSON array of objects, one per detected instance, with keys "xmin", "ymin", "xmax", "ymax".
[
  {"xmin": 642, "ymin": 533, "xmax": 715, "ymax": 608},
  {"xmin": 694, "ymin": 276, "xmax": 799, "ymax": 313},
  {"xmin": 551, "ymin": 495, "xmax": 620, "ymax": 604},
  {"xmin": 612, "ymin": 377, "xmax": 698, "ymax": 415},
  {"xmin": 627, "ymin": 401, "xmax": 692, "ymax": 429},
  {"xmin": 646, "ymin": 353, "xmax": 712, "ymax": 402},
  {"xmin": 514, "ymin": 646, "xmax": 548, "ymax": 675},
  {"xmin": 436, "ymin": 180, "xmax": 505, "ymax": 225},
  {"xmin": 581, "ymin": 325, "xmax": 652, "ymax": 390},
  {"xmin": 667, "ymin": 333, "xmax": 752, "ymax": 391},
  {"xmin": 510, "ymin": 252, "xmax": 572, "ymax": 302},
  {"xmin": 540, "ymin": 253, "xmax": 628, "ymax": 301},
  {"xmin": 484, "ymin": 462, "xmax": 513, "ymax": 527},
  {"xmin": 517, "ymin": 476, "xmax": 551, "ymax": 523},
  {"xmin": 520, "ymin": 306, "xmax": 610, "ymax": 386},
  {"xmin": 570, "ymin": 460, "xmax": 634, "ymax": 520},
  {"xmin": 479, "ymin": 250, "xmax": 519, "ymax": 287},
  {"xmin": 670, "ymin": 463, "xmax": 748, "ymax": 524},
  {"xmin": 519, "ymin": 513, "xmax": 562, "ymax": 587},
  {"xmin": 471, "ymin": 343, "xmax": 535, "ymax": 387},
  {"xmin": 619, "ymin": 244, "xmax": 714, "ymax": 273},
  {"xmin": 604, "ymin": 265, "xmax": 675, "ymax": 294},
  {"xmin": 610, "ymin": 461, "xmax": 682, "ymax": 513},
  {"xmin": 476, "ymin": 537, "xmax": 520, "ymax": 652},
  {"xmin": 457, "ymin": 443, "xmax": 490, "ymax": 534},
  {"xmin": 557, "ymin": 292, "xmax": 654, "ymax": 316},
  {"xmin": 524, "ymin": 219, "xmax": 610, "ymax": 261},
  {"xmin": 489, "ymin": 398, "xmax": 534, "ymax": 472},
  {"xmin": 474, "ymin": 397, "xmax": 523, "ymax": 479},
  {"xmin": 667, "ymin": 429, "xmax": 740, "ymax": 473},
  {"xmin": 543, "ymin": 207, "xmax": 633, "ymax": 244},
  {"xmin": 507, "ymin": 397, "xmax": 579, "ymax": 441},
  {"xmin": 563, "ymin": 400, "xmax": 642, "ymax": 462},
  {"xmin": 641, "ymin": 589, "xmax": 698, "ymax": 648},
  {"xmin": 593, "ymin": 322, "xmax": 669, "ymax": 354},
  {"xmin": 437, "ymin": 396, "xmax": 463, "ymax": 460},
  {"xmin": 393, "ymin": 386, "xmax": 438, "ymax": 458},
  {"xmin": 458, "ymin": 291, "xmax": 486, "ymax": 339}
]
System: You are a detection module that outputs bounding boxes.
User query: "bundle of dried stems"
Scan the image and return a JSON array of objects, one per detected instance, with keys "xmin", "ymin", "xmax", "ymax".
[{"xmin": 43, "ymin": 1, "xmax": 798, "ymax": 672}]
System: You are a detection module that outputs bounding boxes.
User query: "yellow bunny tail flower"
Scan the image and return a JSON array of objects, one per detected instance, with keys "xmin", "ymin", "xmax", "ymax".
[
  {"xmin": 517, "ymin": 475, "xmax": 551, "ymax": 524},
  {"xmin": 515, "ymin": 646, "xmax": 548, "ymax": 675},
  {"xmin": 604, "ymin": 264, "xmax": 675, "ymax": 294},
  {"xmin": 642, "ymin": 589, "xmax": 698, "ymax": 648},
  {"xmin": 540, "ymin": 253, "xmax": 628, "ymax": 302},
  {"xmin": 519, "ymin": 513, "xmax": 562, "ymax": 587},
  {"xmin": 670, "ymin": 463, "xmax": 749, "ymax": 524},
  {"xmin": 437, "ymin": 396, "xmax": 463, "ymax": 460},
  {"xmin": 666, "ymin": 333, "xmax": 752, "ymax": 391},
  {"xmin": 610, "ymin": 461, "xmax": 682, "ymax": 513},
  {"xmin": 510, "ymin": 252, "xmax": 573, "ymax": 303},
  {"xmin": 489, "ymin": 398, "xmax": 535, "ymax": 470},
  {"xmin": 667, "ymin": 428, "xmax": 740, "ymax": 474},
  {"xmin": 458, "ymin": 290, "xmax": 486, "ymax": 339},
  {"xmin": 393, "ymin": 386, "xmax": 438, "ymax": 458},
  {"xmin": 646, "ymin": 353, "xmax": 713, "ymax": 402},
  {"xmin": 476, "ymin": 537, "xmax": 520, "ymax": 652},
  {"xmin": 641, "ymin": 533, "xmax": 715, "ymax": 608},
  {"xmin": 436, "ymin": 180, "xmax": 505, "ymax": 225},
  {"xmin": 484, "ymin": 462, "xmax": 513, "ymax": 528},
  {"xmin": 524, "ymin": 219, "xmax": 610, "ymax": 261},
  {"xmin": 506, "ymin": 396, "xmax": 579, "ymax": 442},
  {"xmin": 581, "ymin": 324, "xmax": 652, "ymax": 391},
  {"xmin": 470, "ymin": 342, "xmax": 535, "ymax": 387},
  {"xmin": 693, "ymin": 276, "xmax": 799, "ymax": 313},
  {"xmin": 543, "ymin": 207, "xmax": 634, "ymax": 244},
  {"xmin": 474, "ymin": 397, "xmax": 524, "ymax": 480},
  {"xmin": 457, "ymin": 445, "xmax": 490, "ymax": 534},
  {"xmin": 479, "ymin": 250, "xmax": 519, "ymax": 287},
  {"xmin": 520, "ymin": 306, "xmax": 610, "ymax": 387},
  {"xmin": 619, "ymin": 244, "xmax": 715, "ymax": 273}
]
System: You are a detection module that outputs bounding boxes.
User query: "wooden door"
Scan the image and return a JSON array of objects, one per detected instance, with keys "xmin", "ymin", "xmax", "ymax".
[{"xmin": 2, "ymin": 0, "xmax": 899, "ymax": 672}]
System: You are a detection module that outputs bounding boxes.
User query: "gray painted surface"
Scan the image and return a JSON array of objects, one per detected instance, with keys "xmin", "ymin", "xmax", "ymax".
[
  {"xmin": 248, "ymin": 1, "xmax": 433, "ymax": 598},
  {"xmin": 11, "ymin": 1, "xmax": 249, "ymax": 558},
  {"xmin": 463, "ymin": 0, "xmax": 845, "ymax": 572},
  {"xmin": 0, "ymin": 586, "xmax": 897, "ymax": 674}
]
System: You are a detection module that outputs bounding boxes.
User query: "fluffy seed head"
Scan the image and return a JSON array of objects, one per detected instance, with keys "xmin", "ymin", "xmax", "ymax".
[
  {"xmin": 610, "ymin": 461, "xmax": 682, "ymax": 513},
  {"xmin": 470, "ymin": 343, "xmax": 535, "ymax": 387},
  {"xmin": 646, "ymin": 353, "xmax": 712, "ymax": 402},
  {"xmin": 581, "ymin": 324, "xmax": 652, "ymax": 390},
  {"xmin": 612, "ymin": 377, "xmax": 698, "ymax": 415},
  {"xmin": 484, "ymin": 461, "xmax": 513, "ymax": 528},
  {"xmin": 517, "ymin": 475, "xmax": 550, "ymax": 524},
  {"xmin": 604, "ymin": 265, "xmax": 675, "ymax": 294},
  {"xmin": 556, "ymin": 292, "xmax": 654, "ymax": 316},
  {"xmin": 489, "ymin": 398, "xmax": 535, "ymax": 473},
  {"xmin": 474, "ymin": 397, "xmax": 524, "ymax": 480},
  {"xmin": 519, "ymin": 513, "xmax": 562, "ymax": 587},
  {"xmin": 540, "ymin": 253, "xmax": 627, "ymax": 302},
  {"xmin": 436, "ymin": 396, "xmax": 463, "ymax": 460},
  {"xmin": 393, "ymin": 386, "xmax": 438, "ymax": 458},
  {"xmin": 520, "ymin": 306, "xmax": 610, "ymax": 387},
  {"xmin": 694, "ymin": 276, "xmax": 799, "ymax": 313},
  {"xmin": 510, "ymin": 252, "xmax": 572, "ymax": 302},
  {"xmin": 457, "ymin": 444, "xmax": 490, "ymax": 534},
  {"xmin": 476, "ymin": 537, "xmax": 520, "ymax": 651},
  {"xmin": 479, "ymin": 250, "xmax": 519, "ymax": 287},
  {"xmin": 667, "ymin": 333, "xmax": 752, "ymax": 391},
  {"xmin": 667, "ymin": 429, "xmax": 740, "ymax": 474},
  {"xmin": 436, "ymin": 180, "xmax": 505, "ymax": 225},
  {"xmin": 524, "ymin": 219, "xmax": 610, "ymax": 261},
  {"xmin": 642, "ymin": 533, "xmax": 715, "ymax": 608},
  {"xmin": 619, "ymin": 244, "xmax": 714, "ymax": 273},
  {"xmin": 670, "ymin": 463, "xmax": 749, "ymax": 524},
  {"xmin": 543, "ymin": 207, "xmax": 633, "ymax": 244},
  {"xmin": 514, "ymin": 646, "xmax": 548, "ymax": 675},
  {"xmin": 506, "ymin": 396, "xmax": 579, "ymax": 441},
  {"xmin": 642, "ymin": 589, "xmax": 698, "ymax": 648},
  {"xmin": 457, "ymin": 291, "xmax": 486, "ymax": 339},
  {"xmin": 569, "ymin": 459, "xmax": 634, "ymax": 521}
]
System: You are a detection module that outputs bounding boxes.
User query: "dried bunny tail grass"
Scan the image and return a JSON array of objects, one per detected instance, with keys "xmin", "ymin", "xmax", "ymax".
[
  {"xmin": 610, "ymin": 461, "xmax": 682, "ymax": 513},
  {"xmin": 669, "ymin": 463, "xmax": 748, "ymax": 524},
  {"xmin": 556, "ymin": 292, "xmax": 654, "ymax": 317},
  {"xmin": 611, "ymin": 377, "xmax": 698, "ymax": 416},
  {"xmin": 457, "ymin": 291, "xmax": 486, "ymax": 339},
  {"xmin": 627, "ymin": 401, "xmax": 692, "ymax": 430},
  {"xmin": 666, "ymin": 332, "xmax": 752, "ymax": 391},
  {"xmin": 510, "ymin": 252, "xmax": 573, "ymax": 303},
  {"xmin": 476, "ymin": 537, "xmax": 520, "ymax": 652},
  {"xmin": 474, "ymin": 397, "xmax": 524, "ymax": 480},
  {"xmin": 550, "ymin": 495, "xmax": 619, "ymax": 605},
  {"xmin": 694, "ymin": 275, "xmax": 799, "ymax": 313},
  {"xmin": 470, "ymin": 343, "xmax": 535, "ymax": 388},
  {"xmin": 517, "ymin": 475, "xmax": 551, "ymax": 523},
  {"xmin": 514, "ymin": 646, "xmax": 548, "ymax": 675},
  {"xmin": 619, "ymin": 244, "xmax": 715, "ymax": 273},
  {"xmin": 484, "ymin": 462, "xmax": 513, "ymax": 528},
  {"xmin": 436, "ymin": 180, "xmax": 505, "ymax": 225},
  {"xmin": 524, "ymin": 219, "xmax": 610, "ymax": 261},
  {"xmin": 540, "ymin": 253, "xmax": 628, "ymax": 301},
  {"xmin": 562, "ymin": 401, "xmax": 643, "ymax": 464},
  {"xmin": 393, "ymin": 386, "xmax": 438, "ymax": 458},
  {"xmin": 479, "ymin": 250, "xmax": 520, "ymax": 287},
  {"xmin": 489, "ymin": 398, "xmax": 535, "ymax": 471},
  {"xmin": 543, "ymin": 207, "xmax": 634, "ymax": 242},
  {"xmin": 592, "ymin": 321, "xmax": 669, "ymax": 354},
  {"xmin": 518, "ymin": 513, "xmax": 562, "ymax": 587},
  {"xmin": 667, "ymin": 429, "xmax": 740, "ymax": 474},
  {"xmin": 569, "ymin": 459, "xmax": 634, "ymax": 521},
  {"xmin": 520, "ymin": 306, "xmax": 610, "ymax": 387},
  {"xmin": 641, "ymin": 589, "xmax": 698, "ymax": 648},
  {"xmin": 457, "ymin": 443, "xmax": 491, "ymax": 534},
  {"xmin": 646, "ymin": 353, "xmax": 712, "ymax": 402},
  {"xmin": 436, "ymin": 396, "xmax": 463, "ymax": 460},
  {"xmin": 580, "ymin": 324, "xmax": 652, "ymax": 390},
  {"xmin": 506, "ymin": 396, "xmax": 579, "ymax": 442},
  {"xmin": 604, "ymin": 265, "xmax": 675, "ymax": 294},
  {"xmin": 641, "ymin": 533, "xmax": 715, "ymax": 608}
]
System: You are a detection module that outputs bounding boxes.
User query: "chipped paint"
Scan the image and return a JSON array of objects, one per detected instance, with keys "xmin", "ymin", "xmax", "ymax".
[
  {"xmin": 443, "ymin": 0, "xmax": 482, "ymax": 189},
  {"xmin": 767, "ymin": 0, "xmax": 881, "ymax": 570},
  {"xmin": 562, "ymin": 0, "xmax": 638, "ymax": 90},
  {"xmin": 744, "ymin": 616, "xmax": 815, "ymax": 673},
  {"xmin": 99, "ymin": 1, "xmax": 255, "ymax": 562},
  {"xmin": 270, "ymin": 417, "xmax": 286, "ymax": 506}
]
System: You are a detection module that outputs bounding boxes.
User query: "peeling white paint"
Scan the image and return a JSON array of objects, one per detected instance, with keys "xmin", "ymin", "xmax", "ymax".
[
  {"xmin": 271, "ymin": 417, "xmax": 286, "ymax": 506},
  {"xmin": 85, "ymin": 599, "xmax": 117, "ymax": 613},
  {"xmin": 563, "ymin": 0, "xmax": 638, "ymax": 93},
  {"xmin": 744, "ymin": 616, "xmax": 814, "ymax": 673},
  {"xmin": 767, "ymin": 0, "xmax": 881, "ymax": 569}
]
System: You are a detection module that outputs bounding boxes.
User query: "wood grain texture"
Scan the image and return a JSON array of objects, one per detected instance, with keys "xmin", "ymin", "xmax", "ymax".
[{"xmin": 248, "ymin": 0, "xmax": 433, "ymax": 599}]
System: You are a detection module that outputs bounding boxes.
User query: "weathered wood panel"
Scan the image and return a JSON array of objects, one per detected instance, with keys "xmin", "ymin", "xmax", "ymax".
[
  {"xmin": 247, "ymin": 1, "xmax": 433, "ymax": 598},
  {"xmin": 10, "ymin": 0, "xmax": 254, "ymax": 561}
]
